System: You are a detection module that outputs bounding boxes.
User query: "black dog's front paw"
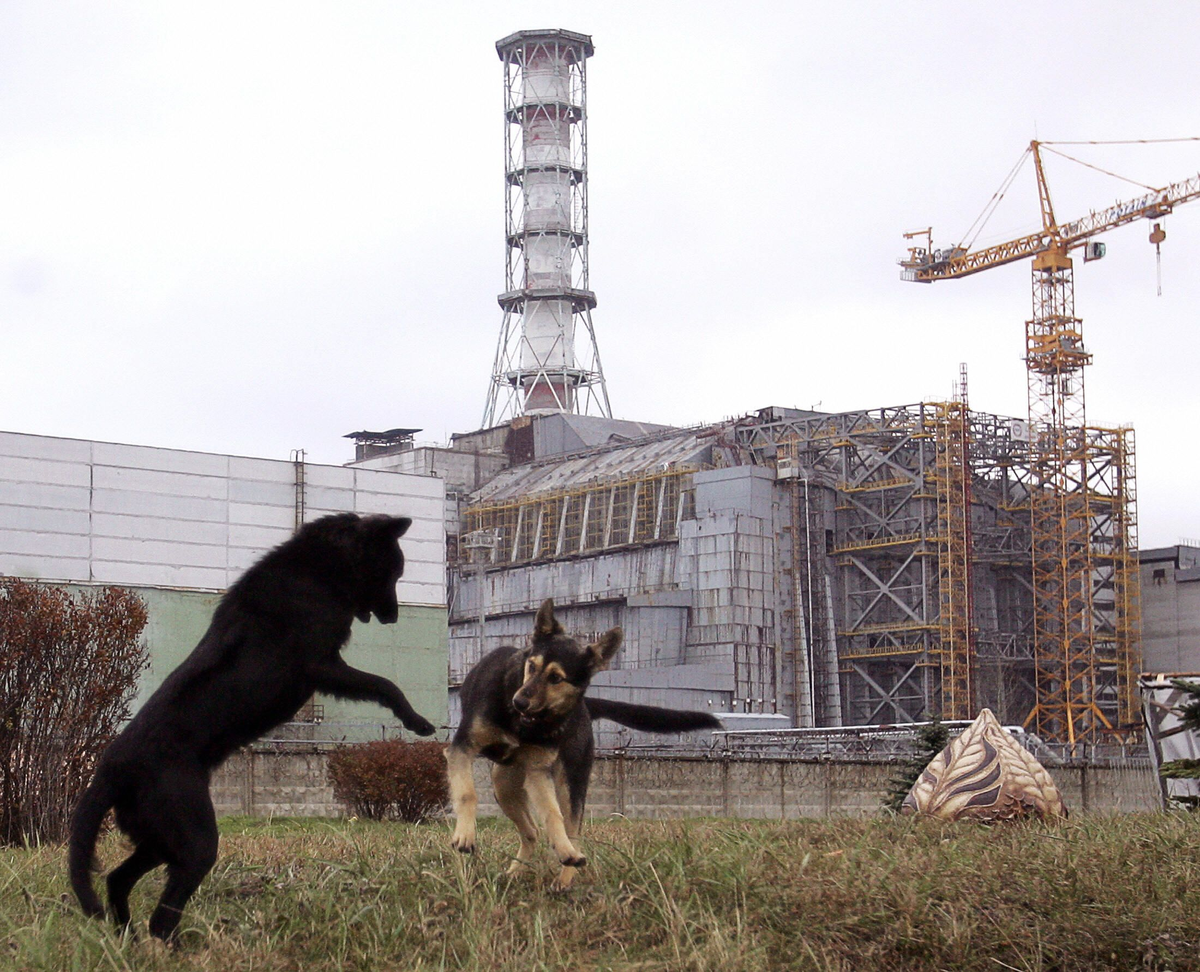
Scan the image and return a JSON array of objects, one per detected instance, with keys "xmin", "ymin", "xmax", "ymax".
[{"xmin": 405, "ymin": 713, "xmax": 437, "ymax": 736}]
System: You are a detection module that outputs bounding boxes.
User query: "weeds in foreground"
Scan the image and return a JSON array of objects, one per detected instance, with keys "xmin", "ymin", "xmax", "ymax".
[{"xmin": 0, "ymin": 813, "xmax": 1197, "ymax": 971}]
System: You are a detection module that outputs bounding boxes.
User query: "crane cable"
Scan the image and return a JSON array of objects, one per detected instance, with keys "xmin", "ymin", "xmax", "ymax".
[
  {"xmin": 1039, "ymin": 144, "xmax": 1162, "ymax": 193},
  {"xmin": 957, "ymin": 146, "xmax": 1032, "ymax": 251},
  {"xmin": 957, "ymin": 138, "xmax": 1198, "ymax": 279},
  {"xmin": 1041, "ymin": 137, "xmax": 1200, "ymax": 146}
]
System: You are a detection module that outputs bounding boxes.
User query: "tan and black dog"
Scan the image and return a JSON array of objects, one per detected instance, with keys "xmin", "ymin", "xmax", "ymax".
[{"xmin": 446, "ymin": 598, "xmax": 720, "ymax": 890}]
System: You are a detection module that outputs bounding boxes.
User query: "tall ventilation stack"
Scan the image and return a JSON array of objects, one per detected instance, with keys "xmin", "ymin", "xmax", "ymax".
[{"xmin": 483, "ymin": 29, "xmax": 611, "ymax": 427}]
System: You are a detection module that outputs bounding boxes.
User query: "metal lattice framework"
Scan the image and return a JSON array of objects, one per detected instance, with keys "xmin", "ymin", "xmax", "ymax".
[
  {"xmin": 740, "ymin": 405, "xmax": 1036, "ymax": 728},
  {"xmin": 483, "ymin": 30, "xmax": 611, "ymax": 427},
  {"xmin": 744, "ymin": 401, "xmax": 1138, "ymax": 741}
]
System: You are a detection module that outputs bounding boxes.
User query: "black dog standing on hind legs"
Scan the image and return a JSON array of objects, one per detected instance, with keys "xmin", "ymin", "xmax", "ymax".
[
  {"xmin": 446, "ymin": 598, "xmax": 721, "ymax": 891},
  {"xmin": 68, "ymin": 512, "xmax": 437, "ymax": 941}
]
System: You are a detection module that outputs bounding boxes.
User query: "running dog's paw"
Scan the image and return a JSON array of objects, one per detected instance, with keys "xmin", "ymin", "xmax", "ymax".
[
  {"xmin": 405, "ymin": 713, "xmax": 437, "ymax": 736},
  {"xmin": 558, "ymin": 852, "xmax": 587, "ymax": 868},
  {"xmin": 450, "ymin": 835, "xmax": 476, "ymax": 855}
]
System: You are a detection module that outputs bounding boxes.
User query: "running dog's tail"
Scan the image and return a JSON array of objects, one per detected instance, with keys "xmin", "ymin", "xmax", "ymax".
[
  {"xmin": 586, "ymin": 698, "xmax": 721, "ymax": 734},
  {"xmin": 68, "ymin": 776, "xmax": 116, "ymax": 918}
]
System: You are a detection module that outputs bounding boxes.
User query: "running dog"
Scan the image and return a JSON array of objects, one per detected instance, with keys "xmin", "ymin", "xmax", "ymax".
[
  {"xmin": 446, "ymin": 598, "xmax": 720, "ymax": 890},
  {"xmin": 69, "ymin": 512, "xmax": 437, "ymax": 940}
]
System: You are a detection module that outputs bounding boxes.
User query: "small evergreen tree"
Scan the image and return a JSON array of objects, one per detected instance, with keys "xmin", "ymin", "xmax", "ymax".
[
  {"xmin": 1159, "ymin": 678, "xmax": 1200, "ymax": 812},
  {"xmin": 883, "ymin": 717, "xmax": 950, "ymax": 814}
]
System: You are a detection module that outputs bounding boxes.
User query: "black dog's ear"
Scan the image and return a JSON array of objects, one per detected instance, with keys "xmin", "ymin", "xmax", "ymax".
[
  {"xmin": 385, "ymin": 516, "xmax": 412, "ymax": 539},
  {"xmin": 361, "ymin": 515, "xmax": 411, "ymax": 539},
  {"xmin": 533, "ymin": 599, "xmax": 563, "ymax": 640},
  {"xmin": 586, "ymin": 627, "xmax": 623, "ymax": 673}
]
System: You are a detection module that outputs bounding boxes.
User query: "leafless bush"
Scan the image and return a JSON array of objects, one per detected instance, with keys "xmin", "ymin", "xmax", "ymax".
[
  {"xmin": 0, "ymin": 578, "xmax": 148, "ymax": 845},
  {"xmin": 328, "ymin": 740, "xmax": 449, "ymax": 823}
]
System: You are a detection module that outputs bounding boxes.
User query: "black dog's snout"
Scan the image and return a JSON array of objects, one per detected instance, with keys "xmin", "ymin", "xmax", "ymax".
[{"xmin": 513, "ymin": 695, "xmax": 530, "ymax": 713}]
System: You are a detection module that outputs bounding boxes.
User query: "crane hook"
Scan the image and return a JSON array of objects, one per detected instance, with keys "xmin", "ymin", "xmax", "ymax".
[{"xmin": 1150, "ymin": 222, "xmax": 1166, "ymax": 296}]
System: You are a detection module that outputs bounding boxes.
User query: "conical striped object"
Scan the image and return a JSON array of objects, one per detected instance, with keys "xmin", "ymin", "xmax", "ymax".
[{"xmin": 900, "ymin": 708, "xmax": 1067, "ymax": 822}]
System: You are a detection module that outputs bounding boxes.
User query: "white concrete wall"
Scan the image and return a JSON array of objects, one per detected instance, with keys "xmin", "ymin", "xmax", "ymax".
[
  {"xmin": 0, "ymin": 431, "xmax": 445, "ymax": 606},
  {"xmin": 210, "ymin": 750, "xmax": 1161, "ymax": 819}
]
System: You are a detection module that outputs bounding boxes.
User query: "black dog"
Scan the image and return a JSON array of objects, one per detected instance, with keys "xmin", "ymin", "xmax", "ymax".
[
  {"xmin": 446, "ymin": 599, "xmax": 720, "ymax": 891},
  {"xmin": 69, "ymin": 512, "xmax": 436, "ymax": 940}
]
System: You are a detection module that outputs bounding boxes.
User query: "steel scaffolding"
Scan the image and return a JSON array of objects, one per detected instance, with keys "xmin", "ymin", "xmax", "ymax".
[
  {"xmin": 1024, "ymin": 257, "xmax": 1141, "ymax": 745},
  {"xmin": 933, "ymin": 381, "xmax": 974, "ymax": 720},
  {"xmin": 739, "ymin": 405, "xmax": 1035, "ymax": 728}
]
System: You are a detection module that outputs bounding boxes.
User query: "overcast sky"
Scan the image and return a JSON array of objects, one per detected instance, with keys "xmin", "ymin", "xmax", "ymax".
[{"xmin": 2, "ymin": 1, "xmax": 1198, "ymax": 546}]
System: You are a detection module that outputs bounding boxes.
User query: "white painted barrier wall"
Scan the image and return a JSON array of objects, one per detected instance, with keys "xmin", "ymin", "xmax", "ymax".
[{"xmin": 0, "ymin": 431, "xmax": 445, "ymax": 606}]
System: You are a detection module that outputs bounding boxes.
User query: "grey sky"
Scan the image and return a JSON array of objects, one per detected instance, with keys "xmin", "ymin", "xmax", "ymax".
[{"xmin": 2, "ymin": 1, "xmax": 1198, "ymax": 546}]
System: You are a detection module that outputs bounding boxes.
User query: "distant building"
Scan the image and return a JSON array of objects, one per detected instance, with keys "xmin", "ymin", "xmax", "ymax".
[
  {"xmin": 1138, "ymin": 544, "xmax": 1200, "ymax": 674},
  {"xmin": 0, "ymin": 430, "xmax": 448, "ymax": 738}
]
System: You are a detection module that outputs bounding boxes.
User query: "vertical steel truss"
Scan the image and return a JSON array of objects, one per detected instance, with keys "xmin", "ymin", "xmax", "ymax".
[
  {"xmin": 783, "ymin": 473, "xmax": 841, "ymax": 726},
  {"xmin": 484, "ymin": 31, "xmax": 611, "ymax": 427},
  {"xmin": 1111, "ymin": 428, "xmax": 1141, "ymax": 730},
  {"xmin": 964, "ymin": 411, "xmax": 1037, "ymax": 724},
  {"xmin": 1024, "ymin": 259, "xmax": 1140, "ymax": 744},
  {"xmin": 1083, "ymin": 425, "xmax": 1141, "ymax": 732},
  {"xmin": 933, "ymin": 382, "xmax": 974, "ymax": 720}
]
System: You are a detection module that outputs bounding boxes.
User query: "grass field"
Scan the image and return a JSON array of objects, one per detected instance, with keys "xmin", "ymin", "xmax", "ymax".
[{"xmin": 1, "ymin": 813, "xmax": 1198, "ymax": 971}]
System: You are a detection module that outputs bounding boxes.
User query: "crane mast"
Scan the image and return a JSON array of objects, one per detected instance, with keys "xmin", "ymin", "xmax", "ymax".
[{"xmin": 901, "ymin": 140, "xmax": 1198, "ymax": 746}]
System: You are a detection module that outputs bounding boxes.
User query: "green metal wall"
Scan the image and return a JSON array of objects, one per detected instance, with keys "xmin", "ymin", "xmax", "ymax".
[{"xmin": 78, "ymin": 585, "xmax": 448, "ymax": 741}]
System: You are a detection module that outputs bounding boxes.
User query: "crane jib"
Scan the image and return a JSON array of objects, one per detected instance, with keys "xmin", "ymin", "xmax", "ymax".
[{"xmin": 901, "ymin": 171, "xmax": 1200, "ymax": 283}]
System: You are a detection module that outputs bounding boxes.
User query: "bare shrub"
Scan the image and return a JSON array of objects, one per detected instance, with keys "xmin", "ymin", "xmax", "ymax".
[
  {"xmin": 0, "ymin": 578, "xmax": 148, "ymax": 844},
  {"xmin": 327, "ymin": 740, "xmax": 449, "ymax": 822}
]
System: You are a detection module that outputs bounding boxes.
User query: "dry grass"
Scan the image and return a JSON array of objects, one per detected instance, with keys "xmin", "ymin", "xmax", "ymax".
[{"xmin": 1, "ymin": 812, "xmax": 1198, "ymax": 971}]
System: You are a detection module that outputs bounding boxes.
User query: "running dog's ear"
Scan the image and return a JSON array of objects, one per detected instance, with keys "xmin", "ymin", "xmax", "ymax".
[
  {"xmin": 534, "ymin": 599, "xmax": 564, "ymax": 640},
  {"xmin": 586, "ymin": 627, "xmax": 623, "ymax": 673}
]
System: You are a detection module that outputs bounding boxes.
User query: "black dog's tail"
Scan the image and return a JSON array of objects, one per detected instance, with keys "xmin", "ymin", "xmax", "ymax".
[
  {"xmin": 586, "ymin": 698, "xmax": 721, "ymax": 734},
  {"xmin": 68, "ymin": 777, "xmax": 116, "ymax": 918}
]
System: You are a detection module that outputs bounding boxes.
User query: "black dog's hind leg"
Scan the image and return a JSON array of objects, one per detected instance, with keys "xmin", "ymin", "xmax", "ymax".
[
  {"xmin": 309, "ymin": 659, "xmax": 436, "ymax": 735},
  {"xmin": 143, "ymin": 775, "xmax": 219, "ymax": 942},
  {"xmin": 107, "ymin": 845, "xmax": 164, "ymax": 928}
]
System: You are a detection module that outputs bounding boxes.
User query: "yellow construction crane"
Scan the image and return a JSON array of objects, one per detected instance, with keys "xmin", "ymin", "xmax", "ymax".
[
  {"xmin": 900, "ymin": 139, "xmax": 1200, "ymax": 747},
  {"xmin": 900, "ymin": 140, "xmax": 1200, "ymax": 283}
]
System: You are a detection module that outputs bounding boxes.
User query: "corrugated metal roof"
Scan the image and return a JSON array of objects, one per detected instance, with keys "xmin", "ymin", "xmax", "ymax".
[{"xmin": 470, "ymin": 426, "xmax": 714, "ymax": 504}]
